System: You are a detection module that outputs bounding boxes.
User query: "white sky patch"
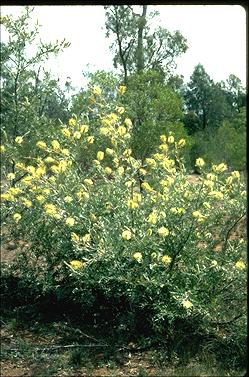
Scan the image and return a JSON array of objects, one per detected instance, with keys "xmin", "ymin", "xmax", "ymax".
[{"xmin": 1, "ymin": 5, "xmax": 246, "ymax": 90}]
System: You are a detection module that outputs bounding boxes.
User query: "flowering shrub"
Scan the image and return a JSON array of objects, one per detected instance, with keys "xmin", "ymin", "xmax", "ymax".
[{"xmin": 1, "ymin": 87, "xmax": 247, "ymax": 341}]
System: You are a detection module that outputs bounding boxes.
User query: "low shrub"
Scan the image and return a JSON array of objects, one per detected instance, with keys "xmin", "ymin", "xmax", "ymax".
[{"xmin": 1, "ymin": 86, "xmax": 247, "ymax": 359}]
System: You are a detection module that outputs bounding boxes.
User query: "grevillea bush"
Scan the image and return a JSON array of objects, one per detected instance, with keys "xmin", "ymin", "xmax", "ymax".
[{"xmin": 1, "ymin": 86, "xmax": 247, "ymax": 347}]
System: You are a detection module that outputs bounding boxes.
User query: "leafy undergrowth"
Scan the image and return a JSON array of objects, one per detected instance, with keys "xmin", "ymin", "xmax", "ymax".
[{"xmin": 1, "ymin": 274, "xmax": 246, "ymax": 377}]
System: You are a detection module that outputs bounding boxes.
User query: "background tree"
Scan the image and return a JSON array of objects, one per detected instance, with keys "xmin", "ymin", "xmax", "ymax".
[
  {"xmin": 104, "ymin": 5, "xmax": 188, "ymax": 83},
  {"xmin": 0, "ymin": 7, "xmax": 70, "ymax": 172}
]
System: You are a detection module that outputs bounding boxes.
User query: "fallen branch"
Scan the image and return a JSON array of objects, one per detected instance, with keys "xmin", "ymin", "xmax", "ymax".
[{"xmin": 7, "ymin": 343, "xmax": 108, "ymax": 353}]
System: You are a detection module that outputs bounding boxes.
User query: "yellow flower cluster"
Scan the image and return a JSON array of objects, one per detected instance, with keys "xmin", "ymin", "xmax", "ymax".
[
  {"xmin": 70, "ymin": 260, "xmax": 84, "ymax": 269},
  {"xmin": 212, "ymin": 163, "xmax": 227, "ymax": 173},
  {"xmin": 161, "ymin": 255, "xmax": 172, "ymax": 265},
  {"xmin": 122, "ymin": 230, "xmax": 132, "ymax": 240},
  {"xmin": 133, "ymin": 252, "xmax": 143, "ymax": 263}
]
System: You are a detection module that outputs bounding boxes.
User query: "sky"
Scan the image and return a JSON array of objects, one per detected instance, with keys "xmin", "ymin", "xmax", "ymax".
[{"xmin": 1, "ymin": 5, "xmax": 246, "ymax": 90}]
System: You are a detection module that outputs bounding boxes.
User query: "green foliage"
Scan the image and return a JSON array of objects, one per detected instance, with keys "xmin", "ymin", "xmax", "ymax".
[
  {"xmin": 1, "ymin": 88, "xmax": 246, "ymax": 359},
  {"xmin": 190, "ymin": 107, "xmax": 246, "ymax": 171},
  {"xmin": 0, "ymin": 6, "xmax": 70, "ymax": 172},
  {"xmin": 121, "ymin": 70, "xmax": 191, "ymax": 163},
  {"xmin": 104, "ymin": 5, "xmax": 188, "ymax": 82}
]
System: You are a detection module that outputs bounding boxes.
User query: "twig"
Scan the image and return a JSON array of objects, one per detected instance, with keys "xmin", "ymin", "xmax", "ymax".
[
  {"xmin": 7, "ymin": 343, "xmax": 108, "ymax": 354},
  {"xmin": 222, "ymin": 212, "xmax": 246, "ymax": 251}
]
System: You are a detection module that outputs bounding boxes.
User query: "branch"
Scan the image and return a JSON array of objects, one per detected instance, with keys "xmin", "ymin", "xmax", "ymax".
[
  {"xmin": 7, "ymin": 343, "xmax": 108, "ymax": 354},
  {"xmin": 211, "ymin": 312, "xmax": 246, "ymax": 327},
  {"xmin": 222, "ymin": 212, "xmax": 246, "ymax": 251}
]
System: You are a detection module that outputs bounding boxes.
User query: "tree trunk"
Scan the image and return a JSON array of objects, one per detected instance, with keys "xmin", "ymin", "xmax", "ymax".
[{"xmin": 136, "ymin": 5, "xmax": 147, "ymax": 72}]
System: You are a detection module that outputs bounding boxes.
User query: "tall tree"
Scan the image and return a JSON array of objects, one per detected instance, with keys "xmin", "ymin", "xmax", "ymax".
[{"xmin": 104, "ymin": 5, "xmax": 188, "ymax": 83}]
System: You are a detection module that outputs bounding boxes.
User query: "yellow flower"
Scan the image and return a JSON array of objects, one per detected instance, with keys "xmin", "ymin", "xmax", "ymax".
[
  {"xmin": 226, "ymin": 176, "xmax": 233, "ymax": 185},
  {"xmin": 116, "ymin": 106, "xmax": 125, "ymax": 115},
  {"xmin": 117, "ymin": 166, "xmax": 124, "ymax": 175},
  {"xmin": 50, "ymin": 165, "xmax": 60, "ymax": 174},
  {"xmin": 45, "ymin": 157, "xmax": 56, "ymax": 164},
  {"xmin": 44, "ymin": 203, "xmax": 58, "ymax": 217},
  {"xmin": 104, "ymin": 167, "xmax": 113, "ymax": 175},
  {"xmin": 15, "ymin": 136, "xmax": 23, "ymax": 144},
  {"xmin": 97, "ymin": 151, "xmax": 104, "ymax": 161},
  {"xmin": 7, "ymin": 173, "xmax": 15, "ymax": 180},
  {"xmin": 76, "ymin": 190, "xmax": 89, "ymax": 201},
  {"xmin": 36, "ymin": 195, "xmax": 45, "ymax": 203},
  {"xmin": 64, "ymin": 196, "xmax": 73, "ymax": 203},
  {"xmin": 57, "ymin": 160, "xmax": 68, "ymax": 173},
  {"xmin": 15, "ymin": 162, "xmax": 25, "ymax": 170},
  {"xmin": 48, "ymin": 176, "xmax": 56, "ymax": 183},
  {"xmin": 212, "ymin": 163, "xmax": 227, "ymax": 173},
  {"xmin": 73, "ymin": 131, "xmax": 81, "ymax": 139},
  {"xmin": 178, "ymin": 139, "xmax": 186, "ymax": 147},
  {"xmin": 133, "ymin": 252, "xmax": 143, "ymax": 263},
  {"xmin": 153, "ymin": 153, "xmax": 164, "ymax": 161},
  {"xmin": 84, "ymin": 178, "xmax": 94, "ymax": 186},
  {"xmin": 51, "ymin": 140, "xmax": 60, "ymax": 151},
  {"xmin": 122, "ymin": 230, "xmax": 132, "ymax": 241},
  {"xmin": 111, "ymin": 137, "xmax": 118, "ymax": 146},
  {"xmin": 124, "ymin": 118, "xmax": 132, "ymax": 128},
  {"xmin": 147, "ymin": 212, "xmax": 157, "ymax": 225},
  {"xmin": 61, "ymin": 128, "xmax": 71, "ymax": 137},
  {"xmin": 208, "ymin": 191, "xmax": 224, "ymax": 200},
  {"xmin": 168, "ymin": 136, "xmax": 174, "ymax": 144},
  {"xmin": 90, "ymin": 213, "xmax": 97, "ymax": 222},
  {"xmin": 160, "ymin": 135, "xmax": 167, "ymax": 143},
  {"xmin": 123, "ymin": 148, "xmax": 132, "ymax": 157},
  {"xmin": 106, "ymin": 148, "xmax": 114, "ymax": 156},
  {"xmin": 21, "ymin": 175, "xmax": 33, "ymax": 185},
  {"xmin": 192, "ymin": 211, "xmax": 202, "ymax": 218},
  {"xmin": 36, "ymin": 141, "xmax": 47, "ymax": 150},
  {"xmin": 83, "ymin": 233, "xmax": 91, "ymax": 243},
  {"xmin": 127, "ymin": 200, "xmax": 139, "ymax": 210},
  {"xmin": 113, "ymin": 157, "xmax": 119, "ymax": 167},
  {"xmin": 87, "ymin": 136, "xmax": 94, "ymax": 144},
  {"xmin": 0, "ymin": 145, "xmax": 5, "ymax": 153},
  {"xmin": 235, "ymin": 260, "xmax": 246, "ymax": 270},
  {"xmin": 206, "ymin": 173, "xmax": 216, "ymax": 181},
  {"xmin": 35, "ymin": 165, "xmax": 46, "ymax": 178},
  {"xmin": 1, "ymin": 193, "xmax": 15, "ymax": 201},
  {"xmin": 231, "ymin": 171, "xmax": 240, "ymax": 179},
  {"xmin": 9, "ymin": 187, "xmax": 22, "ymax": 195},
  {"xmin": 182, "ymin": 300, "xmax": 193, "ymax": 309},
  {"xmin": 158, "ymin": 227, "xmax": 169, "ymax": 237},
  {"xmin": 65, "ymin": 217, "xmax": 75, "ymax": 227},
  {"xmin": 161, "ymin": 255, "xmax": 172, "ymax": 265},
  {"xmin": 145, "ymin": 158, "xmax": 157, "ymax": 168},
  {"xmin": 68, "ymin": 118, "xmax": 77, "ymax": 127},
  {"xmin": 159, "ymin": 144, "xmax": 168, "ymax": 152},
  {"xmin": 80, "ymin": 124, "xmax": 89, "ymax": 133},
  {"xmin": 43, "ymin": 188, "xmax": 51, "ymax": 196},
  {"xmin": 117, "ymin": 126, "xmax": 126, "ymax": 136},
  {"xmin": 195, "ymin": 158, "xmax": 205, "ymax": 168},
  {"xmin": 99, "ymin": 127, "xmax": 109, "ymax": 136},
  {"xmin": 61, "ymin": 148, "xmax": 70, "ymax": 156},
  {"xmin": 13, "ymin": 213, "xmax": 22, "ymax": 222},
  {"xmin": 133, "ymin": 192, "xmax": 142, "ymax": 203},
  {"xmin": 118, "ymin": 85, "xmax": 127, "ymax": 96},
  {"xmin": 139, "ymin": 168, "xmax": 147, "ymax": 175},
  {"xmin": 22, "ymin": 198, "xmax": 32, "ymax": 208},
  {"xmin": 141, "ymin": 182, "xmax": 154, "ymax": 192},
  {"xmin": 71, "ymin": 232, "xmax": 80, "ymax": 243},
  {"xmin": 70, "ymin": 260, "xmax": 84, "ymax": 269},
  {"xmin": 92, "ymin": 86, "xmax": 102, "ymax": 96}
]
